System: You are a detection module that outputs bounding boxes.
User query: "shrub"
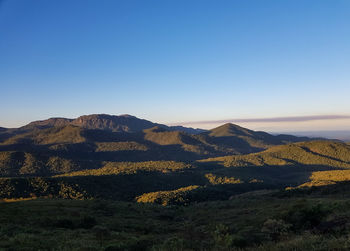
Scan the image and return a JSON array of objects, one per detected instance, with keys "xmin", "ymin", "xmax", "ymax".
[
  {"xmin": 212, "ymin": 224, "xmax": 233, "ymax": 249},
  {"xmin": 135, "ymin": 186, "xmax": 200, "ymax": 206},
  {"xmin": 151, "ymin": 237, "xmax": 186, "ymax": 251},
  {"xmin": 261, "ymin": 219, "xmax": 291, "ymax": 240},
  {"xmin": 79, "ymin": 216, "xmax": 97, "ymax": 229},
  {"xmin": 92, "ymin": 225, "xmax": 110, "ymax": 246},
  {"xmin": 283, "ymin": 203, "xmax": 331, "ymax": 231}
]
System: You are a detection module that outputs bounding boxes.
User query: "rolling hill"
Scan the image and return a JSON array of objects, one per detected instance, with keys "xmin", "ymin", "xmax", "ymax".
[
  {"xmin": 198, "ymin": 140, "xmax": 350, "ymax": 188},
  {"xmin": 200, "ymin": 123, "xmax": 312, "ymax": 154},
  {"xmin": 3, "ymin": 114, "xmax": 350, "ymax": 208},
  {"xmin": 199, "ymin": 140, "xmax": 350, "ymax": 168},
  {"xmin": 0, "ymin": 114, "xmax": 317, "ymax": 177},
  {"xmin": 0, "ymin": 117, "xmax": 350, "ymax": 206}
]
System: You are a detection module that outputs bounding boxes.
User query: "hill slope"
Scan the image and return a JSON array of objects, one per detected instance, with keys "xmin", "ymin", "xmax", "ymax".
[
  {"xmin": 20, "ymin": 114, "xmax": 205, "ymax": 134},
  {"xmin": 199, "ymin": 140, "xmax": 350, "ymax": 168},
  {"xmin": 0, "ymin": 115, "xmax": 318, "ymax": 177}
]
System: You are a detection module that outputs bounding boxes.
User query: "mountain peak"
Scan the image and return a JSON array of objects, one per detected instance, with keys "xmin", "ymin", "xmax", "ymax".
[
  {"xmin": 18, "ymin": 114, "xmax": 210, "ymax": 134},
  {"xmin": 70, "ymin": 114, "xmax": 156, "ymax": 132},
  {"xmin": 208, "ymin": 123, "xmax": 254, "ymax": 137}
]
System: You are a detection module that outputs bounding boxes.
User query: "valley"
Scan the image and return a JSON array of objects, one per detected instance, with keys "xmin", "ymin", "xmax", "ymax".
[{"xmin": 1, "ymin": 114, "xmax": 350, "ymax": 250}]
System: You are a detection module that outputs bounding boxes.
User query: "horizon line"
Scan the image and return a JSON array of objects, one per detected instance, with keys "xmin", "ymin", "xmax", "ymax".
[{"xmin": 169, "ymin": 115, "xmax": 350, "ymax": 126}]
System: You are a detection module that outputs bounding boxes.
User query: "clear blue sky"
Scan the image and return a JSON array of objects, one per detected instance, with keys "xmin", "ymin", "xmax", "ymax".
[{"xmin": 1, "ymin": 0, "xmax": 350, "ymax": 130}]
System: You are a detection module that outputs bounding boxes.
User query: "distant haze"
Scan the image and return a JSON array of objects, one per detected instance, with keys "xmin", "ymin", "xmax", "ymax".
[
  {"xmin": 170, "ymin": 115, "xmax": 350, "ymax": 136},
  {"xmin": 272, "ymin": 131, "xmax": 350, "ymax": 142}
]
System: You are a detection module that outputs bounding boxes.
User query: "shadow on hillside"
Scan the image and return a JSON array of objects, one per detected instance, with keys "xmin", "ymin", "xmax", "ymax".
[
  {"xmin": 71, "ymin": 130, "xmax": 208, "ymax": 161},
  {"xmin": 196, "ymin": 161, "xmax": 346, "ymax": 187},
  {"xmin": 300, "ymin": 146, "xmax": 350, "ymax": 164},
  {"xmin": 205, "ymin": 136, "xmax": 264, "ymax": 153},
  {"xmin": 0, "ymin": 171, "xmax": 208, "ymax": 201},
  {"xmin": 278, "ymin": 180, "xmax": 350, "ymax": 198}
]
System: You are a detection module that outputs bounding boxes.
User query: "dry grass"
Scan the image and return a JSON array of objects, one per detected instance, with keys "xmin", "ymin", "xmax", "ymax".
[
  {"xmin": 297, "ymin": 170, "xmax": 350, "ymax": 188},
  {"xmin": 55, "ymin": 161, "xmax": 192, "ymax": 177}
]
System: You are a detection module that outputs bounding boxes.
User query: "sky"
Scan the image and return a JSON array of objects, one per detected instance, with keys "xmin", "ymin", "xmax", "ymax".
[{"xmin": 1, "ymin": 0, "xmax": 350, "ymax": 131}]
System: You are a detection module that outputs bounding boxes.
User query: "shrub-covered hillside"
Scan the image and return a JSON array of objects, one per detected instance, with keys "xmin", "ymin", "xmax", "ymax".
[
  {"xmin": 0, "ymin": 115, "xmax": 316, "ymax": 177},
  {"xmin": 2, "ymin": 183, "xmax": 350, "ymax": 250},
  {"xmin": 199, "ymin": 141, "xmax": 350, "ymax": 169}
]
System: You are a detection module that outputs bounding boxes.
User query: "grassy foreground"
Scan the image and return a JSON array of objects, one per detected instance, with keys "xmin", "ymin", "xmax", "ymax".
[{"xmin": 2, "ymin": 184, "xmax": 350, "ymax": 250}]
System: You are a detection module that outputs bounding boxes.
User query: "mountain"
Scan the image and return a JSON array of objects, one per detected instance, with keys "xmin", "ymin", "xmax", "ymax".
[
  {"xmin": 208, "ymin": 123, "xmax": 256, "ymax": 137},
  {"xmin": 22, "ymin": 114, "xmax": 156, "ymax": 132},
  {"xmin": 199, "ymin": 140, "xmax": 350, "ymax": 169},
  {"xmin": 2, "ymin": 114, "xmax": 350, "ymax": 218},
  {"xmin": 199, "ymin": 123, "xmax": 313, "ymax": 154},
  {"xmin": 71, "ymin": 114, "xmax": 159, "ymax": 132},
  {"xmin": 0, "ymin": 115, "xmax": 317, "ymax": 177},
  {"xmin": 207, "ymin": 123, "xmax": 311, "ymax": 143},
  {"xmin": 20, "ymin": 114, "xmax": 206, "ymax": 135}
]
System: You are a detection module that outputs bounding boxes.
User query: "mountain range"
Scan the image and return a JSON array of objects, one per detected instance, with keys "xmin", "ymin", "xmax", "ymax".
[
  {"xmin": 0, "ymin": 114, "xmax": 318, "ymax": 177},
  {"xmin": 21, "ymin": 114, "xmax": 206, "ymax": 134},
  {"xmin": 1, "ymin": 113, "xmax": 350, "ymax": 210}
]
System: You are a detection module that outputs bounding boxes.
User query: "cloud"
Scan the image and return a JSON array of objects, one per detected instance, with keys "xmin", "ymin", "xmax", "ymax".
[{"xmin": 173, "ymin": 115, "xmax": 350, "ymax": 126}]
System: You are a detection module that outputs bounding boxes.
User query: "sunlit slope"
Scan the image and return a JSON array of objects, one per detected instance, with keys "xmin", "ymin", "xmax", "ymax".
[
  {"xmin": 0, "ymin": 125, "xmax": 86, "ymax": 145},
  {"xmin": 199, "ymin": 141, "xmax": 350, "ymax": 168},
  {"xmin": 200, "ymin": 123, "xmax": 313, "ymax": 154},
  {"xmin": 295, "ymin": 170, "xmax": 350, "ymax": 188},
  {"xmin": 55, "ymin": 161, "xmax": 192, "ymax": 177},
  {"xmin": 0, "ymin": 115, "xmax": 320, "ymax": 177}
]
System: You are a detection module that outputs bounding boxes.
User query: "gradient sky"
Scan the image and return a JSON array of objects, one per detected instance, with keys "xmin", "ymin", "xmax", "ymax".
[{"xmin": 1, "ymin": 0, "xmax": 350, "ymax": 131}]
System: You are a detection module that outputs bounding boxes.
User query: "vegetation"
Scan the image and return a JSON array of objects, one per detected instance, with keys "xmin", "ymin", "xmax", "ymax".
[
  {"xmin": 56, "ymin": 161, "xmax": 192, "ymax": 177},
  {"xmin": 2, "ymin": 115, "xmax": 350, "ymax": 249},
  {"xmin": 135, "ymin": 185, "xmax": 200, "ymax": 206},
  {"xmin": 1, "ymin": 125, "xmax": 86, "ymax": 145},
  {"xmin": 200, "ymin": 141, "xmax": 350, "ymax": 169},
  {"xmin": 1, "ymin": 183, "xmax": 350, "ymax": 250},
  {"xmin": 0, "ymin": 151, "xmax": 80, "ymax": 176},
  {"xmin": 295, "ymin": 169, "xmax": 350, "ymax": 188},
  {"xmin": 205, "ymin": 173, "xmax": 242, "ymax": 185},
  {"xmin": 95, "ymin": 141, "xmax": 148, "ymax": 152}
]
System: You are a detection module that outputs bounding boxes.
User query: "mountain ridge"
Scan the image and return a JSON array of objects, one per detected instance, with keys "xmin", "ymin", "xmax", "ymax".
[
  {"xmin": 16, "ymin": 114, "xmax": 205, "ymax": 135},
  {"xmin": 0, "ymin": 114, "xmax": 322, "ymax": 177}
]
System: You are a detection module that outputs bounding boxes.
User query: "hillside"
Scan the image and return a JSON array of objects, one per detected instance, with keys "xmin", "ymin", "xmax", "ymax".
[
  {"xmin": 0, "ymin": 115, "xmax": 316, "ymax": 177},
  {"xmin": 23, "ymin": 118, "xmax": 73, "ymax": 129},
  {"xmin": 197, "ymin": 140, "xmax": 350, "ymax": 188},
  {"xmin": 199, "ymin": 140, "xmax": 350, "ymax": 168},
  {"xmin": 4, "ymin": 187, "xmax": 350, "ymax": 250},
  {"xmin": 21, "ymin": 114, "xmax": 205, "ymax": 134},
  {"xmin": 202, "ymin": 123, "xmax": 313, "ymax": 153},
  {"xmin": 1, "ymin": 115, "xmax": 347, "ymax": 206},
  {"xmin": 1, "ymin": 125, "xmax": 86, "ymax": 145},
  {"xmin": 2, "ymin": 140, "xmax": 350, "ymax": 202}
]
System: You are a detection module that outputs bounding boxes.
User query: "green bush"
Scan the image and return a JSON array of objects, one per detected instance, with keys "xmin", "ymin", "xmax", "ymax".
[
  {"xmin": 283, "ymin": 203, "xmax": 331, "ymax": 231},
  {"xmin": 212, "ymin": 224, "xmax": 233, "ymax": 249},
  {"xmin": 261, "ymin": 219, "xmax": 291, "ymax": 240}
]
